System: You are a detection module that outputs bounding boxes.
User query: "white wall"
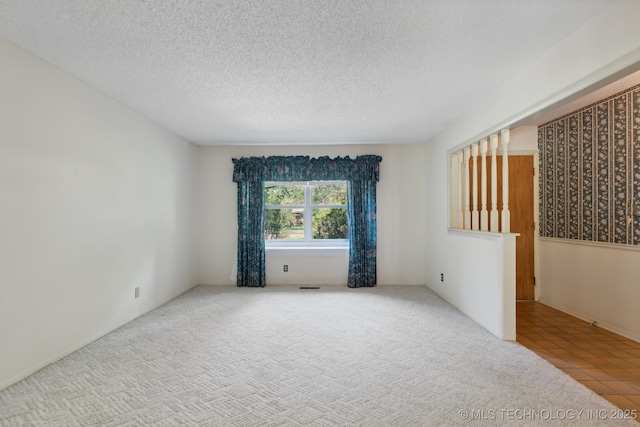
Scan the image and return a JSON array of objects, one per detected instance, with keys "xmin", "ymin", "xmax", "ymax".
[
  {"xmin": 197, "ymin": 144, "xmax": 425, "ymax": 286},
  {"xmin": 539, "ymin": 240, "xmax": 640, "ymax": 342},
  {"xmin": 424, "ymin": 0, "xmax": 640, "ymax": 339},
  {"xmin": 436, "ymin": 1, "xmax": 640, "ymax": 151},
  {"xmin": 0, "ymin": 39, "xmax": 198, "ymax": 390},
  {"xmin": 509, "ymin": 126, "xmax": 538, "ymax": 152},
  {"xmin": 266, "ymin": 249, "xmax": 348, "ymax": 285}
]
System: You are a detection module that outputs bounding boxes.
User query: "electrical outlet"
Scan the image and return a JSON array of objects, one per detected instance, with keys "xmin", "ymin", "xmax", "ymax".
[
  {"xmin": 135, "ymin": 287, "xmax": 140, "ymax": 298},
  {"xmin": 283, "ymin": 265, "xmax": 288, "ymax": 272},
  {"xmin": 440, "ymin": 273, "xmax": 444, "ymax": 282}
]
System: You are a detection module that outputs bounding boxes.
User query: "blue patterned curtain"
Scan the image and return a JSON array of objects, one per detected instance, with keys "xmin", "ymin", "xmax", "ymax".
[
  {"xmin": 232, "ymin": 155, "xmax": 381, "ymax": 288},
  {"xmin": 347, "ymin": 180, "xmax": 377, "ymax": 287},
  {"xmin": 236, "ymin": 181, "xmax": 265, "ymax": 287}
]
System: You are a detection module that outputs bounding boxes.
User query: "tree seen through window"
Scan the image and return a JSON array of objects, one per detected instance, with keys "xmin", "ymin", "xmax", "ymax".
[{"xmin": 264, "ymin": 182, "xmax": 348, "ymax": 240}]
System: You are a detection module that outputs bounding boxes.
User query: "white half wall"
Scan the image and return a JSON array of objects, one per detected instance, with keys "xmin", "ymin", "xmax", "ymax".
[
  {"xmin": 197, "ymin": 144, "xmax": 425, "ymax": 286},
  {"xmin": 432, "ymin": 231, "xmax": 517, "ymax": 340},
  {"xmin": 539, "ymin": 239, "xmax": 640, "ymax": 342},
  {"xmin": 0, "ymin": 39, "xmax": 198, "ymax": 390}
]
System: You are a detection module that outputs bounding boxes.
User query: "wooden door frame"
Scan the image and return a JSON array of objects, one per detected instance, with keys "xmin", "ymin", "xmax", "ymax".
[{"xmin": 508, "ymin": 150, "xmax": 539, "ymax": 301}]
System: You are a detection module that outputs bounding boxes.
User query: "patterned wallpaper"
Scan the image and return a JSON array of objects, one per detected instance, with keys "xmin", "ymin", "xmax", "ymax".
[{"xmin": 538, "ymin": 83, "xmax": 640, "ymax": 245}]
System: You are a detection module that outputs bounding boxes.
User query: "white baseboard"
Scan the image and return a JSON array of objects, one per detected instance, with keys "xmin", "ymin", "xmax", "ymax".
[
  {"xmin": 537, "ymin": 298, "xmax": 640, "ymax": 344},
  {"xmin": 0, "ymin": 284, "xmax": 197, "ymax": 391}
]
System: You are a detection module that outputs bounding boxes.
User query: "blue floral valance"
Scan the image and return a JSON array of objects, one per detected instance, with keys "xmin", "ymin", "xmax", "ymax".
[{"xmin": 232, "ymin": 155, "xmax": 382, "ymax": 183}]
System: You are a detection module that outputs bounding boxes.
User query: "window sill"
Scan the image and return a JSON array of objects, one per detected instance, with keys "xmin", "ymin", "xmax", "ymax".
[{"xmin": 265, "ymin": 246, "xmax": 349, "ymax": 256}]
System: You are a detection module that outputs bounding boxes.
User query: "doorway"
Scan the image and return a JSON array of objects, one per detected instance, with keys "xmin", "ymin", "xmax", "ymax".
[
  {"xmin": 472, "ymin": 154, "xmax": 535, "ymax": 300},
  {"xmin": 509, "ymin": 155, "xmax": 535, "ymax": 301}
]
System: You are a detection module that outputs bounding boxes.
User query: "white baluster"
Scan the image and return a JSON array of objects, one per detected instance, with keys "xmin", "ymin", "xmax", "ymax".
[
  {"xmin": 457, "ymin": 151, "xmax": 464, "ymax": 229},
  {"xmin": 501, "ymin": 129, "xmax": 511, "ymax": 233},
  {"xmin": 490, "ymin": 134, "xmax": 499, "ymax": 232},
  {"xmin": 480, "ymin": 139, "xmax": 488, "ymax": 231},
  {"xmin": 464, "ymin": 147, "xmax": 471, "ymax": 230},
  {"xmin": 471, "ymin": 143, "xmax": 479, "ymax": 230}
]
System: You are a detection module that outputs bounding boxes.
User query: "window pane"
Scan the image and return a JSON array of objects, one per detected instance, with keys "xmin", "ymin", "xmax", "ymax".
[
  {"xmin": 312, "ymin": 208, "xmax": 348, "ymax": 239},
  {"xmin": 265, "ymin": 209, "xmax": 304, "ymax": 240},
  {"xmin": 265, "ymin": 184, "xmax": 304, "ymax": 206},
  {"xmin": 312, "ymin": 183, "xmax": 347, "ymax": 205}
]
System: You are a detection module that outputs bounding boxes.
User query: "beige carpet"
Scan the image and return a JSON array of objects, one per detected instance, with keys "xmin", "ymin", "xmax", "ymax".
[{"xmin": 0, "ymin": 285, "xmax": 634, "ymax": 426}]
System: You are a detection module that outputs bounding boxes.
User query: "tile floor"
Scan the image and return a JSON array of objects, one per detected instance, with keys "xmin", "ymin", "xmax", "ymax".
[{"xmin": 516, "ymin": 301, "xmax": 640, "ymax": 415}]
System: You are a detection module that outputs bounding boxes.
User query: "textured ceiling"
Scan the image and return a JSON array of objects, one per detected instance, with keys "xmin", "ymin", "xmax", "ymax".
[{"xmin": 0, "ymin": 0, "xmax": 615, "ymax": 145}]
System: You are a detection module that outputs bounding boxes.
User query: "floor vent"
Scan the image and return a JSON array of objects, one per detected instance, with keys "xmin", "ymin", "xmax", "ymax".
[{"xmin": 299, "ymin": 286, "xmax": 320, "ymax": 290}]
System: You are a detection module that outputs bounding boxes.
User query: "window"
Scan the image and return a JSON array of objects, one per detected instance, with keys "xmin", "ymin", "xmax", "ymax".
[
  {"xmin": 264, "ymin": 181, "xmax": 348, "ymax": 244},
  {"xmin": 232, "ymin": 154, "xmax": 380, "ymax": 287}
]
